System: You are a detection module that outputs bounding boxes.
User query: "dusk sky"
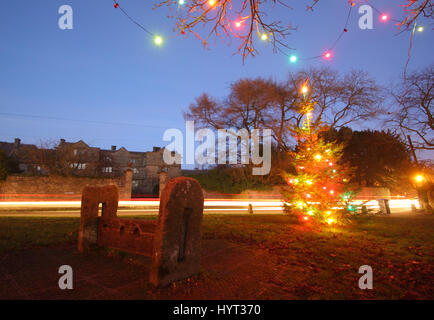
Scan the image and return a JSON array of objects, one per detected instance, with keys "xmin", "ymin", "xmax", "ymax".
[{"xmin": 1, "ymin": 0, "xmax": 433, "ymax": 161}]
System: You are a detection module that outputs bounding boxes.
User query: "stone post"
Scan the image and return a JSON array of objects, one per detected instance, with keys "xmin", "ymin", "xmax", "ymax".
[
  {"xmin": 150, "ymin": 177, "xmax": 204, "ymax": 287},
  {"xmin": 78, "ymin": 185, "xmax": 119, "ymax": 252},
  {"xmin": 121, "ymin": 169, "xmax": 133, "ymax": 200},
  {"xmin": 159, "ymin": 171, "xmax": 168, "ymax": 198}
]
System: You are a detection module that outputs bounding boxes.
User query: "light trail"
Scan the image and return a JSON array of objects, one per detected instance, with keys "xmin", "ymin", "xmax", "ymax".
[{"xmin": 0, "ymin": 198, "xmax": 420, "ymax": 213}]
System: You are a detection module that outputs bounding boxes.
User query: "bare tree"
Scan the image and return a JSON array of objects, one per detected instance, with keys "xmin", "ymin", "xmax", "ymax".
[
  {"xmin": 156, "ymin": 0, "xmax": 296, "ymax": 60},
  {"xmin": 156, "ymin": 0, "xmax": 433, "ymax": 59},
  {"xmin": 22, "ymin": 141, "xmax": 101, "ymax": 176},
  {"xmin": 183, "ymin": 93, "xmax": 225, "ymax": 128},
  {"xmin": 398, "ymin": 0, "xmax": 433, "ymax": 30},
  {"xmin": 297, "ymin": 68, "xmax": 382, "ymax": 129},
  {"xmin": 389, "ymin": 65, "xmax": 434, "ymax": 150},
  {"xmin": 185, "ymin": 67, "xmax": 382, "ymax": 152}
]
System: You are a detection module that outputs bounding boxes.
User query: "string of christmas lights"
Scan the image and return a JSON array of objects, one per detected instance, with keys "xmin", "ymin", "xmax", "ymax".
[
  {"xmin": 279, "ymin": 1, "xmax": 354, "ymax": 63},
  {"xmin": 364, "ymin": 0, "xmax": 401, "ymax": 24},
  {"xmin": 112, "ymin": 0, "xmax": 164, "ymax": 46},
  {"xmin": 110, "ymin": 0, "xmax": 426, "ymax": 63}
]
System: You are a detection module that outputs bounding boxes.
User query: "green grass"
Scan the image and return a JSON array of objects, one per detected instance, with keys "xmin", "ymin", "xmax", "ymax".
[
  {"xmin": 0, "ymin": 214, "xmax": 433, "ymax": 299},
  {"xmin": 0, "ymin": 217, "xmax": 80, "ymax": 254}
]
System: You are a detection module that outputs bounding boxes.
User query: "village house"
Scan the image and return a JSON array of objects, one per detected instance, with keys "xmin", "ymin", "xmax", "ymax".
[{"xmin": 0, "ymin": 138, "xmax": 181, "ymax": 197}]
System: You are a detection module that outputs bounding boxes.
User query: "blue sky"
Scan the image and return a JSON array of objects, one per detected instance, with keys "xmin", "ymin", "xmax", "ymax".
[{"xmin": 0, "ymin": 0, "xmax": 432, "ymax": 160}]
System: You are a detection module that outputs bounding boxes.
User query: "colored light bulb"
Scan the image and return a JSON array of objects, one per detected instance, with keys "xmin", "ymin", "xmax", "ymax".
[
  {"xmin": 324, "ymin": 51, "xmax": 332, "ymax": 60},
  {"xmin": 415, "ymin": 175, "xmax": 424, "ymax": 182},
  {"xmin": 154, "ymin": 35, "xmax": 163, "ymax": 46}
]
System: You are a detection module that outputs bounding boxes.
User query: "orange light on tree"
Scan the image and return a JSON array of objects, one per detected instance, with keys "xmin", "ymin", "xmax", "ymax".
[
  {"xmin": 327, "ymin": 217, "xmax": 335, "ymax": 225},
  {"xmin": 415, "ymin": 175, "xmax": 424, "ymax": 183}
]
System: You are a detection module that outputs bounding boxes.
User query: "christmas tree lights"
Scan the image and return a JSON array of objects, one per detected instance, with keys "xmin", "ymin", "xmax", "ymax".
[{"xmin": 283, "ymin": 82, "xmax": 354, "ymax": 225}]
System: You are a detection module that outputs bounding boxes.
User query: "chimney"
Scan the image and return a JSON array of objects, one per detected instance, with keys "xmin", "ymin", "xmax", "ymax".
[
  {"xmin": 111, "ymin": 145, "xmax": 116, "ymax": 151},
  {"xmin": 153, "ymin": 146, "xmax": 161, "ymax": 152},
  {"xmin": 60, "ymin": 138, "xmax": 65, "ymax": 145},
  {"xmin": 14, "ymin": 138, "xmax": 21, "ymax": 148}
]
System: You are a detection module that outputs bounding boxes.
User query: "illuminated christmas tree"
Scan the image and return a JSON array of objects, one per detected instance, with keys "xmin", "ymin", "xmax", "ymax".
[{"xmin": 283, "ymin": 82, "xmax": 354, "ymax": 225}]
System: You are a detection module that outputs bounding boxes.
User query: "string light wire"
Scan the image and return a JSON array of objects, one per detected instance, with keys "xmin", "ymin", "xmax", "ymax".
[{"xmin": 112, "ymin": 1, "xmax": 155, "ymax": 37}]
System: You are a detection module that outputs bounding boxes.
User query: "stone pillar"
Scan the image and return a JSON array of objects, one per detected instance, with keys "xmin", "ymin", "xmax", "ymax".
[
  {"xmin": 159, "ymin": 171, "xmax": 168, "ymax": 198},
  {"xmin": 150, "ymin": 177, "xmax": 204, "ymax": 287},
  {"xmin": 121, "ymin": 169, "xmax": 133, "ymax": 200},
  {"xmin": 78, "ymin": 185, "xmax": 119, "ymax": 252},
  {"xmin": 377, "ymin": 199, "xmax": 391, "ymax": 215}
]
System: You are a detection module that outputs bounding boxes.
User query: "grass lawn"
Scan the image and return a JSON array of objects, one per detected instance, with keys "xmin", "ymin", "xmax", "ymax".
[{"xmin": 0, "ymin": 214, "xmax": 433, "ymax": 299}]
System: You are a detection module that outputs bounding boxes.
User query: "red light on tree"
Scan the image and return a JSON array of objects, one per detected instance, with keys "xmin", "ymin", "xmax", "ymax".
[
  {"xmin": 235, "ymin": 21, "xmax": 242, "ymax": 28},
  {"xmin": 114, "ymin": 3, "xmax": 119, "ymax": 8}
]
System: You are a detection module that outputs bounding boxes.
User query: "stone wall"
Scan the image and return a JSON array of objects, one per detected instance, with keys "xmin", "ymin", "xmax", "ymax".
[{"xmin": 0, "ymin": 170, "xmax": 132, "ymax": 200}]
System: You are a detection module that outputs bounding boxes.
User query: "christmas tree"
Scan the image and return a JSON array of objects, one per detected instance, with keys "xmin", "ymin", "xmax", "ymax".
[{"xmin": 283, "ymin": 82, "xmax": 354, "ymax": 225}]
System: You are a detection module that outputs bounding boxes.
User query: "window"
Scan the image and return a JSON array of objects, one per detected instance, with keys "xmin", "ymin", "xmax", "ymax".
[
  {"xmin": 73, "ymin": 149, "xmax": 78, "ymax": 155},
  {"xmin": 132, "ymin": 180, "xmax": 139, "ymax": 188},
  {"xmin": 71, "ymin": 163, "xmax": 86, "ymax": 170},
  {"xmin": 102, "ymin": 167, "xmax": 112, "ymax": 173},
  {"xmin": 133, "ymin": 168, "xmax": 139, "ymax": 174}
]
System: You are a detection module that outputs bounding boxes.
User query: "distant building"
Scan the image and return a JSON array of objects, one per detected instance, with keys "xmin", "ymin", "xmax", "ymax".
[{"xmin": 0, "ymin": 138, "xmax": 181, "ymax": 196}]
